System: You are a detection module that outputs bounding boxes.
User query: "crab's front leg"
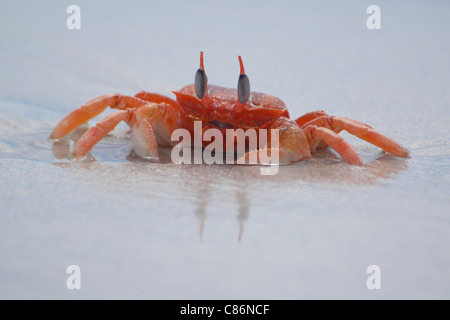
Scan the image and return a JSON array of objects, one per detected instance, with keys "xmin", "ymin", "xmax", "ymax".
[{"xmin": 72, "ymin": 102, "xmax": 180, "ymax": 160}]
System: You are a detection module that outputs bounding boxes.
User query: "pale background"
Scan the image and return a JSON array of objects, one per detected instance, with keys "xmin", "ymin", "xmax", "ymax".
[{"xmin": 1, "ymin": 0, "xmax": 449, "ymax": 299}]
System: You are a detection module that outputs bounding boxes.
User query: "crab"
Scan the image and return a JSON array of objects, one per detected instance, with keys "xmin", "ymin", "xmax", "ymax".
[{"xmin": 50, "ymin": 52, "xmax": 409, "ymax": 165}]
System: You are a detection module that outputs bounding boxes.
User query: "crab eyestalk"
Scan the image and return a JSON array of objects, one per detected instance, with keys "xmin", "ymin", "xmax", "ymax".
[
  {"xmin": 237, "ymin": 56, "xmax": 250, "ymax": 104},
  {"xmin": 195, "ymin": 51, "xmax": 208, "ymax": 99}
]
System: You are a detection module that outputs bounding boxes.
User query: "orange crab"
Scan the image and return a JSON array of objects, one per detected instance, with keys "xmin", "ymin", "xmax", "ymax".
[{"xmin": 50, "ymin": 52, "xmax": 409, "ymax": 165}]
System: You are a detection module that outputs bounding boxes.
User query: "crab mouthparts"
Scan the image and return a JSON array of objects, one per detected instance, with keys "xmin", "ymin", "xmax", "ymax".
[{"xmin": 207, "ymin": 120, "xmax": 234, "ymax": 129}]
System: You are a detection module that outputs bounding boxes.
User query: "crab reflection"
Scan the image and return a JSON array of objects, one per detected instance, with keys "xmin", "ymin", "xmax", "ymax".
[{"xmin": 194, "ymin": 185, "xmax": 250, "ymax": 242}]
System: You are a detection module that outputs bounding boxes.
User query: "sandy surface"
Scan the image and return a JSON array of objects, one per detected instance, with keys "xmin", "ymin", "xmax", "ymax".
[{"xmin": 1, "ymin": 1, "xmax": 449, "ymax": 299}]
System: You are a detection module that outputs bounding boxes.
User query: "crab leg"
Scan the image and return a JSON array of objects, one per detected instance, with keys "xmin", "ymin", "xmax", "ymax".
[
  {"xmin": 72, "ymin": 106, "xmax": 159, "ymax": 160},
  {"xmin": 135, "ymin": 91, "xmax": 180, "ymax": 111},
  {"xmin": 303, "ymin": 125, "xmax": 363, "ymax": 166},
  {"xmin": 330, "ymin": 116, "xmax": 410, "ymax": 158},
  {"xmin": 294, "ymin": 110, "xmax": 328, "ymax": 127},
  {"xmin": 301, "ymin": 115, "xmax": 410, "ymax": 158},
  {"xmin": 72, "ymin": 109, "xmax": 132, "ymax": 159},
  {"xmin": 295, "ymin": 110, "xmax": 333, "ymax": 150},
  {"xmin": 50, "ymin": 94, "xmax": 148, "ymax": 140},
  {"xmin": 72, "ymin": 102, "xmax": 180, "ymax": 160}
]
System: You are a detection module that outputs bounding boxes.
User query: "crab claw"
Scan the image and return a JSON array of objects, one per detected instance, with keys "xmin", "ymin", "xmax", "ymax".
[{"xmin": 129, "ymin": 107, "xmax": 160, "ymax": 160}]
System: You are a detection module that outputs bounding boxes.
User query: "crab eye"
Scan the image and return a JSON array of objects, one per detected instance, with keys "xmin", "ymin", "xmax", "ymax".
[
  {"xmin": 195, "ymin": 51, "xmax": 207, "ymax": 99},
  {"xmin": 238, "ymin": 74, "xmax": 250, "ymax": 104},
  {"xmin": 237, "ymin": 56, "xmax": 250, "ymax": 104},
  {"xmin": 195, "ymin": 69, "xmax": 207, "ymax": 99}
]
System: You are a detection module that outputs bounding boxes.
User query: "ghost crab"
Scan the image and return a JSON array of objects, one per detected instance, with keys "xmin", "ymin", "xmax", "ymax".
[{"xmin": 50, "ymin": 52, "xmax": 409, "ymax": 165}]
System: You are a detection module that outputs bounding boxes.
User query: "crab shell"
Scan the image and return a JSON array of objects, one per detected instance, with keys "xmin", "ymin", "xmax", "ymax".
[{"xmin": 173, "ymin": 84, "xmax": 290, "ymax": 140}]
